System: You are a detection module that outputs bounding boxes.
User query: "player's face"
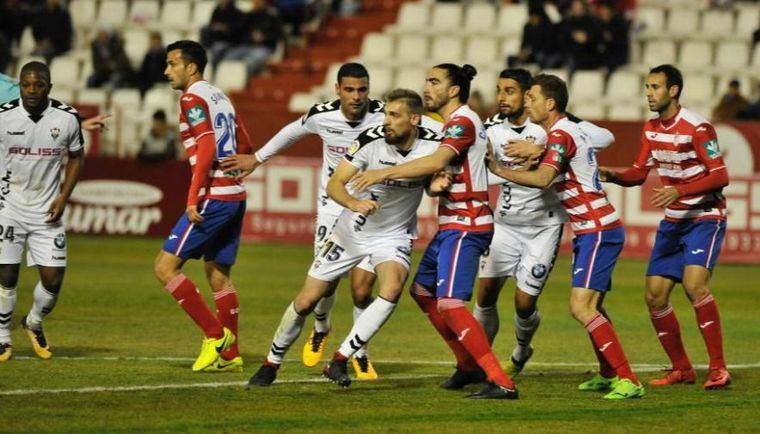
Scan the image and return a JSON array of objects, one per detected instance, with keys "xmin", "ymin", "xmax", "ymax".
[
  {"xmin": 645, "ymin": 72, "xmax": 676, "ymax": 113},
  {"xmin": 19, "ymin": 71, "xmax": 51, "ymax": 113},
  {"xmin": 165, "ymin": 49, "xmax": 190, "ymax": 90},
  {"xmin": 496, "ymin": 78, "xmax": 525, "ymax": 118},
  {"xmin": 524, "ymin": 84, "xmax": 549, "ymax": 123},
  {"xmin": 335, "ymin": 76, "xmax": 369, "ymax": 119},
  {"xmin": 423, "ymin": 68, "xmax": 452, "ymax": 113},
  {"xmin": 383, "ymin": 100, "xmax": 418, "ymax": 145}
]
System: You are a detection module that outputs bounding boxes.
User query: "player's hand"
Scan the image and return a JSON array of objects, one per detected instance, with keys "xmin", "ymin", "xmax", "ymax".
[
  {"xmin": 651, "ymin": 186, "xmax": 680, "ymax": 208},
  {"xmin": 186, "ymin": 205, "xmax": 204, "ymax": 224},
  {"xmin": 485, "ymin": 140, "xmax": 503, "ymax": 175},
  {"xmin": 220, "ymin": 154, "xmax": 261, "ymax": 173},
  {"xmin": 350, "ymin": 199, "xmax": 380, "ymax": 216},
  {"xmin": 46, "ymin": 196, "xmax": 67, "ymax": 223},
  {"xmin": 598, "ymin": 166, "xmax": 614, "ymax": 182},
  {"xmin": 350, "ymin": 169, "xmax": 387, "ymax": 192},
  {"xmin": 505, "ymin": 139, "xmax": 543, "ymax": 160},
  {"xmin": 81, "ymin": 113, "xmax": 111, "ymax": 131},
  {"xmin": 428, "ymin": 171, "xmax": 453, "ymax": 195},
  {"xmin": 233, "ymin": 167, "xmax": 255, "ymax": 181}
]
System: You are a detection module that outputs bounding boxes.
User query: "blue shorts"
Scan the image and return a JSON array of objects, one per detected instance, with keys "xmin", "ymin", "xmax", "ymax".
[
  {"xmin": 647, "ymin": 219, "xmax": 726, "ymax": 283},
  {"xmin": 571, "ymin": 226, "xmax": 625, "ymax": 292},
  {"xmin": 163, "ymin": 199, "xmax": 246, "ymax": 266},
  {"xmin": 413, "ymin": 229, "xmax": 493, "ymax": 300}
]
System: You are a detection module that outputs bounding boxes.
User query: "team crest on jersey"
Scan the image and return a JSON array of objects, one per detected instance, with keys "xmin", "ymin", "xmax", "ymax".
[
  {"xmin": 50, "ymin": 128, "xmax": 60, "ymax": 139},
  {"xmin": 347, "ymin": 140, "xmax": 361, "ymax": 156},
  {"xmin": 445, "ymin": 124, "xmax": 465, "ymax": 138},
  {"xmin": 187, "ymin": 106, "xmax": 206, "ymax": 126},
  {"xmin": 54, "ymin": 233, "xmax": 66, "ymax": 249},
  {"xmin": 703, "ymin": 140, "xmax": 720, "ymax": 159},
  {"xmin": 525, "ymin": 135, "xmax": 537, "ymax": 143}
]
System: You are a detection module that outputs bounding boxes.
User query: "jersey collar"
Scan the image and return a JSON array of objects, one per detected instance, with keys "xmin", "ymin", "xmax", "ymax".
[{"xmin": 19, "ymin": 99, "xmax": 51, "ymax": 122}]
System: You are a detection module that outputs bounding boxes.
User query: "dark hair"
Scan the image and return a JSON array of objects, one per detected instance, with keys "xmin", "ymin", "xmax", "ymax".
[
  {"xmin": 649, "ymin": 64, "xmax": 683, "ymax": 99},
  {"xmin": 498, "ymin": 68, "xmax": 533, "ymax": 92},
  {"xmin": 434, "ymin": 63, "xmax": 477, "ymax": 103},
  {"xmin": 166, "ymin": 40, "xmax": 207, "ymax": 74},
  {"xmin": 532, "ymin": 73, "xmax": 568, "ymax": 113},
  {"xmin": 153, "ymin": 109, "xmax": 167, "ymax": 121},
  {"xmin": 19, "ymin": 61, "xmax": 50, "ymax": 82},
  {"xmin": 385, "ymin": 88, "xmax": 423, "ymax": 115},
  {"xmin": 337, "ymin": 62, "xmax": 369, "ymax": 84}
]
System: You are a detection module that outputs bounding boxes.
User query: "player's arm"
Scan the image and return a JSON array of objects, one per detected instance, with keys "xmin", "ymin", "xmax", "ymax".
[
  {"xmin": 426, "ymin": 171, "xmax": 453, "ymax": 196},
  {"xmin": 487, "ymin": 144, "xmax": 557, "ymax": 188},
  {"xmin": 580, "ymin": 120, "xmax": 615, "ymax": 152},
  {"xmin": 652, "ymin": 124, "xmax": 729, "ymax": 208},
  {"xmin": 326, "ymin": 160, "xmax": 379, "ymax": 216},
  {"xmin": 229, "ymin": 115, "xmax": 255, "ymax": 180},
  {"xmin": 47, "ymin": 148, "xmax": 84, "ymax": 223},
  {"xmin": 81, "ymin": 113, "xmax": 111, "ymax": 131},
  {"xmin": 601, "ymin": 130, "xmax": 651, "ymax": 186},
  {"xmin": 221, "ymin": 115, "xmax": 311, "ymax": 172},
  {"xmin": 350, "ymin": 147, "xmax": 456, "ymax": 192},
  {"xmin": 181, "ymin": 96, "xmax": 216, "ymax": 223}
]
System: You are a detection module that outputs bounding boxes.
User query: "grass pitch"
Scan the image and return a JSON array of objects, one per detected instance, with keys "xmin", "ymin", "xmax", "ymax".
[{"xmin": 1, "ymin": 236, "xmax": 759, "ymax": 433}]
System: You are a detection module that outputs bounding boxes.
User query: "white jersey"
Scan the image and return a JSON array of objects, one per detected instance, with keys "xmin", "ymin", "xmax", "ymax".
[
  {"xmin": 566, "ymin": 112, "xmax": 615, "ymax": 152},
  {"xmin": 0, "ymin": 99, "xmax": 82, "ymax": 222},
  {"xmin": 254, "ymin": 99, "xmax": 386, "ymax": 216},
  {"xmin": 484, "ymin": 113, "xmax": 565, "ymax": 226},
  {"xmin": 341, "ymin": 125, "xmax": 442, "ymax": 236}
]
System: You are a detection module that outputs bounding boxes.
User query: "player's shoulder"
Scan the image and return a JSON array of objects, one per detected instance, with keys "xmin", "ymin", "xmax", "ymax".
[
  {"xmin": 483, "ymin": 113, "xmax": 506, "ymax": 130},
  {"xmin": 0, "ymin": 98, "xmax": 20, "ymax": 115},
  {"xmin": 354, "ymin": 124, "xmax": 385, "ymax": 145},
  {"xmin": 417, "ymin": 125, "xmax": 443, "ymax": 142},
  {"xmin": 50, "ymin": 99, "xmax": 80, "ymax": 120},
  {"xmin": 679, "ymin": 107, "xmax": 712, "ymax": 130},
  {"xmin": 303, "ymin": 99, "xmax": 341, "ymax": 121},
  {"xmin": 368, "ymin": 98, "xmax": 385, "ymax": 114}
]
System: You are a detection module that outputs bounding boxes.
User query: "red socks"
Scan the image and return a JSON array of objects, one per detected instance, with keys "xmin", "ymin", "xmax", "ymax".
[
  {"xmin": 650, "ymin": 305, "xmax": 692, "ymax": 371},
  {"xmin": 693, "ymin": 294, "xmax": 726, "ymax": 370},
  {"xmin": 410, "ymin": 289, "xmax": 479, "ymax": 371},
  {"xmin": 165, "ymin": 274, "xmax": 223, "ymax": 339},
  {"xmin": 438, "ymin": 300, "xmax": 514, "ymax": 389},
  {"xmin": 214, "ymin": 284, "xmax": 240, "ymax": 359},
  {"xmin": 585, "ymin": 314, "xmax": 638, "ymax": 384}
]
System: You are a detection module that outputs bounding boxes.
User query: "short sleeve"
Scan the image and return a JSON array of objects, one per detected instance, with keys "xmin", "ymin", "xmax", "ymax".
[
  {"xmin": 67, "ymin": 113, "xmax": 83, "ymax": 152},
  {"xmin": 179, "ymin": 93, "xmax": 213, "ymax": 140},
  {"xmin": 440, "ymin": 116, "xmax": 476, "ymax": 155},
  {"xmin": 692, "ymin": 123, "xmax": 726, "ymax": 172},
  {"xmin": 343, "ymin": 139, "xmax": 370, "ymax": 170},
  {"xmin": 539, "ymin": 129, "xmax": 576, "ymax": 173}
]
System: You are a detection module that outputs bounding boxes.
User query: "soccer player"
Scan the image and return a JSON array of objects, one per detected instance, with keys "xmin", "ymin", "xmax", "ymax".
[
  {"xmin": 600, "ymin": 64, "xmax": 731, "ymax": 389},
  {"xmin": 0, "ymin": 61, "xmax": 84, "ymax": 362},
  {"xmin": 247, "ymin": 89, "xmax": 448, "ymax": 387},
  {"xmin": 222, "ymin": 63, "xmax": 384, "ymax": 379},
  {"xmin": 471, "ymin": 68, "xmax": 564, "ymax": 381},
  {"xmin": 351, "ymin": 64, "xmax": 517, "ymax": 400},
  {"xmin": 486, "ymin": 74, "xmax": 644, "ymax": 400},
  {"xmin": 153, "ymin": 40, "xmax": 252, "ymax": 372}
]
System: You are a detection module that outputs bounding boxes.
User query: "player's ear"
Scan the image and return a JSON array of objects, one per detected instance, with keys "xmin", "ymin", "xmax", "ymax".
[
  {"xmin": 410, "ymin": 113, "xmax": 421, "ymax": 126},
  {"xmin": 546, "ymin": 97, "xmax": 556, "ymax": 113},
  {"xmin": 448, "ymin": 85, "xmax": 460, "ymax": 100}
]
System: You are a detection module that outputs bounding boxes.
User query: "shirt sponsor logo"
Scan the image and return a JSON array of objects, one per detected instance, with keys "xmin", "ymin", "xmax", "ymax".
[
  {"xmin": 326, "ymin": 128, "xmax": 343, "ymax": 135},
  {"xmin": 444, "ymin": 124, "xmax": 465, "ymax": 139},
  {"xmin": 6, "ymin": 131, "xmax": 25, "ymax": 135},
  {"xmin": 703, "ymin": 140, "xmax": 720, "ymax": 159},
  {"xmin": 379, "ymin": 159, "xmax": 396, "ymax": 166},
  {"xmin": 9, "ymin": 147, "xmax": 62, "ymax": 156},
  {"xmin": 187, "ymin": 106, "xmax": 207, "ymax": 126}
]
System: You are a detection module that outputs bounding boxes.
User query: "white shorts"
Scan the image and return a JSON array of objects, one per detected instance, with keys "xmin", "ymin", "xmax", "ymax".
[
  {"xmin": 0, "ymin": 214, "xmax": 67, "ymax": 267},
  {"xmin": 315, "ymin": 208, "xmax": 374, "ymax": 274},
  {"xmin": 479, "ymin": 223, "xmax": 562, "ymax": 296},
  {"xmin": 308, "ymin": 223, "xmax": 413, "ymax": 282}
]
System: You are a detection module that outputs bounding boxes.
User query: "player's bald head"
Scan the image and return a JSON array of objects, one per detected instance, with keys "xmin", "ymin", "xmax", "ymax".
[{"xmin": 20, "ymin": 61, "xmax": 51, "ymax": 84}]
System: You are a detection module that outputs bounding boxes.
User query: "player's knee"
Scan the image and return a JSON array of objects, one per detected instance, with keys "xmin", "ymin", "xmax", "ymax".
[
  {"xmin": 569, "ymin": 301, "xmax": 594, "ymax": 324},
  {"xmin": 644, "ymin": 289, "xmax": 669, "ymax": 310},
  {"xmin": 0, "ymin": 266, "xmax": 19, "ymax": 288},
  {"xmin": 153, "ymin": 259, "xmax": 176, "ymax": 285},
  {"xmin": 683, "ymin": 282, "xmax": 710, "ymax": 302},
  {"xmin": 352, "ymin": 292, "xmax": 373, "ymax": 309}
]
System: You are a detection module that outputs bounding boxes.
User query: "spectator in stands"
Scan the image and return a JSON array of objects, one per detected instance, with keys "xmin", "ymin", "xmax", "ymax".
[
  {"xmin": 738, "ymin": 83, "xmax": 760, "ymax": 120},
  {"xmin": 138, "ymin": 110, "xmax": 178, "ymax": 163},
  {"xmin": 30, "ymin": 0, "xmax": 73, "ymax": 62},
  {"xmin": 559, "ymin": 0, "xmax": 602, "ymax": 72},
  {"xmin": 86, "ymin": 29, "xmax": 135, "ymax": 89},
  {"xmin": 275, "ymin": 0, "xmax": 310, "ymax": 38},
  {"xmin": 201, "ymin": 0, "xmax": 246, "ymax": 67},
  {"xmin": 138, "ymin": 32, "xmax": 168, "ymax": 94},
  {"xmin": 712, "ymin": 79, "xmax": 750, "ymax": 121},
  {"xmin": 507, "ymin": 4, "xmax": 562, "ymax": 69},
  {"xmin": 596, "ymin": 1, "xmax": 629, "ymax": 73},
  {"xmin": 223, "ymin": 0, "xmax": 284, "ymax": 79}
]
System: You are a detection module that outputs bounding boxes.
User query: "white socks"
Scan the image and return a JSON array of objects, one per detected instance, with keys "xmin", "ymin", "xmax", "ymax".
[
  {"xmin": 0, "ymin": 285, "xmax": 16, "ymax": 343},
  {"xmin": 266, "ymin": 302, "xmax": 306, "ymax": 365},
  {"xmin": 473, "ymin": 303, "xmax": 500, "ymax": 345},
  {"xmin": 27, "ymin": 282, "xmax": 57, "ymax": 330},
  {"xmin": 352, "ymin": 303, "xmax": 371, "ymax": 359},
  {"xmin": 512, "ymin": 310, "xmax": 541, "ymax": 362},
  {"xmin": 313, "ymin": 291, "xmax": 336, "ymax": 333},
  {"xmin": 338, "ymin": 297, "xmax": 396, "ymax": 359}
]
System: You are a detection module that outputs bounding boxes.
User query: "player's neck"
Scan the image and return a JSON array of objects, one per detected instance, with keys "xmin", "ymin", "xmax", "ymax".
[
  {"xmin": 541, "ymin": 111, "xmax": 564, "ymax": 131},
  {"xmin": 396, "ymin": 127, "xmax": 417, "ymax": 152},
  {"xmin": 340, "ymin": 105, "xmax": 367, "ymax": 122},
  {"xmin": 439, "ymin": 101, "xmax": 464, "ymax": 122},
  {"xmin": 658, "ymin": 102, "xmax": 680, "ymax": 122},
  {"xmin": 508, "ymin": 110, "xmax": 528, "ymax": 126},
  {"xmin": 183, "ymin": 75, "xmax": 204, "ymax": 92},
  {"xmin": 22, "ymin": 98, "xmax": 48, "ymax": 116}
]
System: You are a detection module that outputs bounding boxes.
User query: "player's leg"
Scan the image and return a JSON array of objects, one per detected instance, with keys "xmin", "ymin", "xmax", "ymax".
[
  {"xmin": 569, "ymin": 228, "xmax": 642, "ymax": 399},
  {"xmin": 474, "ymin": 276, "xmax": 507, "ymax": 345},
  {"xmin": 409, "ymin": 232, "xmax": 481, "ymax": 389},
  {"xmin": 0, "ymin": 263, "xmax": 20, "ymax": 361},
  {"xmin": 348, "ymin": 262, "xmax": 378, "ymax": 379},
  {"xmin": 645, "ymin": 220, "xmax": 696, "ymax": 385},
  {"xmin": 434, "ymin": 230, "xmax": 518, "ymax": 399},
  {"xmin": 325, "ymin": 259, "xmax": 408, "ymax": 387}
]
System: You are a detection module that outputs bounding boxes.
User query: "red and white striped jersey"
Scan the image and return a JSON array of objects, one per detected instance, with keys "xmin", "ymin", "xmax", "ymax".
[
  {"xmin": 634, "ymin": 107, "xmax": 727, "ymax": 221},
  {"xmin": 540, "ymin": 117, "xmax": 621, "ymax": 235},
  {"xmin": 437, "ymin": 105, "xmax": 493, "ymax": 232},
  {"xmin": 179, "ymin": 80, "xmax": 251, "ymax": 205}
]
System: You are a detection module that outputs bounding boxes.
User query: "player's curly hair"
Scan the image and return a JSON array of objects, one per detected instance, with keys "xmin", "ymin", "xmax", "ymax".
[
  {"xmin": 166, "ymin": 40, "xmax": 207, "ymax": 75},
  {"xmin": 433, "ymin": 63, "xmax": 477, "ymax": 103}
]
